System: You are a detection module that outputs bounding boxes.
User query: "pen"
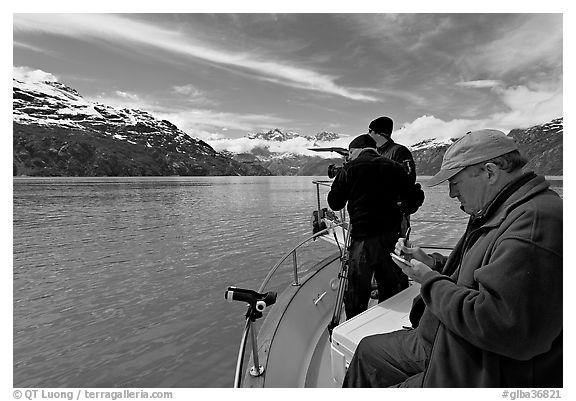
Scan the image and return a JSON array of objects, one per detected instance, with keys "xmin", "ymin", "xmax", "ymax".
[{"xmin": 404, "ymin": 227, "xmax": 411, "ymax": 241}]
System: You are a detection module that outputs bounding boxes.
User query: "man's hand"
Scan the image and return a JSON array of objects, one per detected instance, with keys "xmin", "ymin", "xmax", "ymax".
[
  {"xmin": 392, "ymin": 238, "xmax": 434, "ymax": 283},
  {"xmin": 393, "ymin": 258, "xmax": 432, "ymax": 284},
  {"xmin": 394, "ymin": 238, "xmax": 435, "ymax": 267}
]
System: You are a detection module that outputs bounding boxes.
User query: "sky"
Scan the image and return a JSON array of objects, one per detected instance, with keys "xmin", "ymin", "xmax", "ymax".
[{"xmin": 11, "ymin": 10, "xmax": 564, "ymax": 156}]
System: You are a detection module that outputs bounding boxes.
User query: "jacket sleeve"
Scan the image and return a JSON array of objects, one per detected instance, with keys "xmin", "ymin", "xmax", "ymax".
[
  {"xmin": 419, "ymin": 207, "xmax": 563, "ymax": 360},
  {"xmin": 429, "ymin": 252, "xmax": 447, "ymax": 272},
  {"xmin": 396, "ymin": 164, "xmax": 424, "ymax": 215},
  {"xmin": 394, "ymin": 146, "xmax": 417, "ymax": 183},
  {"xmin": 327, "ymin": 168, "xmax": 348, "ymax": 211}
]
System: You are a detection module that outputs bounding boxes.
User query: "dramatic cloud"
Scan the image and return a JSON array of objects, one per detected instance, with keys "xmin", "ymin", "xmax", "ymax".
[
  {"xmin": 489, "ymin": 85, "xmax": 563, "ymax": 129},
  {"xmin": 464, "ymin": 14, "xmax": 562, "ymax": 77},
  {"xmin": 13, "ymin": 14, "xmax": 377, "ymax": 102},
  {"xmin": 393, "ymin": 83, "xmax": 562, "ymax": 147},
  {"xmin": 393, "ymin": 115, "xmax": 482, "ymax": 147},
  {"xmin": 208, "ymin": 77, "xmax": 563, "ymax": 154},
  {"xmin": 13, "ymin": 14, "xmax": 562, "ymax": 156}
]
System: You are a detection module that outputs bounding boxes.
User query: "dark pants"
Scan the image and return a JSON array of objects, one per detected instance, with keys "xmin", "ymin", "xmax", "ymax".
[
  {"xmin": 344, "ymin": 232, "xmax": 408, "ymax": 320},
  {"xmin": 342, "ymin": 328, "xmax": 430, "ymax": 387}
]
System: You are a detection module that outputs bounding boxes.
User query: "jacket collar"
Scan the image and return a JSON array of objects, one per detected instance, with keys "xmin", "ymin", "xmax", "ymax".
[
  {"xmin": 352, "ymin": 148, "xmax": 380, "ymax": 160},
  {"xmin": 376, "ymin": 137, "xmax": 395, "ymax": 152},
  {"xmin": 471, "ymin": 171, "xmax": 547, "ymax": 228}
]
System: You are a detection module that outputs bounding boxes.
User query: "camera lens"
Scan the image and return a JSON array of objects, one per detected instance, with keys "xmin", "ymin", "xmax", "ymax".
[{"xmin": 328, "ymin": 164, "xmax": 341, "ymax": 179}]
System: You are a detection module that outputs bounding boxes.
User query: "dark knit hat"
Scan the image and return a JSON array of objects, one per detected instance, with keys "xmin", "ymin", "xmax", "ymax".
[
  {"xmin": 348, "ymin": 134, "xmax": 377, "ymax": 150},
  {"xmin": 369, "ymin": 116, "xmax": 393, "ymax": 135}
]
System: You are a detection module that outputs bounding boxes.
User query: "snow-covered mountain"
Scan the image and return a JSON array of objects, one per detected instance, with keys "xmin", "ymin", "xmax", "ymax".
[
  {"xmin": 247, "ymin": 128, "xmax": 340, "ymax": 144},
  {"xmin": 410, "ymin": 118, "xmax": 563, "ymax": 176},
  {"xmin": 13, "ymin": 76, "xmax": 562, "ymax": 177},
  {"xmin": 409, "ymin": 137, "xmax": 457, "ymax": 151},
  {"xmin": 228, "ymin": 118, "xmax": 563, "ymax": 176},
  {"xmin": 508, "ymin": 117, "xmax": 563, "ymax": 175},
  {"xmin": 13, "ymin": 78, "xmax": 271, "ymax": 176}
]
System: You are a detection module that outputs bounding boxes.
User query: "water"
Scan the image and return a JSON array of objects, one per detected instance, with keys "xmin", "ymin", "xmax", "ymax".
[{"xmin": 12, "ymin": 176, "xmax": 562, "ymax": 388}]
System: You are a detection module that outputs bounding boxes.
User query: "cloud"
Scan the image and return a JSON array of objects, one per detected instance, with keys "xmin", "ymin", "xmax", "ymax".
[
  {"xmin": 394, "ymin": 115, "xmax": 482, "ymax": 146},
  {"xmin": 156, "ymin": 109, "xmax": 293, "ymax": 140},
  {"xmin": 461, "ymin": 14, "xmax": 562, "ymax": 77},
  {"xmin": 84, "ymin": 86, "xmax": 294, "ymax": 141},
  {"xmin": 13, "ymin": 13, "xmax": 377, "ymax": 102},
  {"xmin": 172, "ymin": 84, "xmax": 205, "ymax": 97},
  {"xmin": 90, "ymin": 91, "xmax": 152, "ymax": 111},
  {"xmin": 206, "ymin": 75, "xmax": 563, "ymax": 154},
  {"xmin": 208, "ymin": 134, "xmax": 354, "ymax": 158},
  {"xmin": 394, "ymin": 82, "xmax": 562, "ymax": 147},
  {"xmin": 171, "ymin": 84, "xmax": 217, "ymax": 106},
  {"xmin": 114, "ymin": 91, "xmax": 141, "ymax": 102},
  {"xmin": 13, "ymin": 40, "xmax": 51, "ymax": 55},
  {"xmin": 489, "ymin": 84, "xmax": 563, "ymax": 129},
  {"xmin": 456, "ymin": 80, "xmax": 502, "ymax": 89},
  {"xmin": 13, "ymin": 66, "xmax": 58, "ymax": 83}
]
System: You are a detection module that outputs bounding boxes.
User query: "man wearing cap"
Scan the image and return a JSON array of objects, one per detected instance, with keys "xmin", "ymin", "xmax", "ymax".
[
  {"xmin": 343, "ymin": 129, "xmax": 562, "ymax": 387},
  {"xmin": 328, "ymin": 134, "xmax": 424, "ymax": 320}
]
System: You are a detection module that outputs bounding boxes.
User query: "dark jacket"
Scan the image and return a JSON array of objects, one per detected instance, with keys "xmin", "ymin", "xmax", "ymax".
[
  {"xmin": 377, "ymin": 139, "xmax": 416, "ymax": 183},
  {"xmin": 417, "ymin": 174, "xmax": 563, "ymax": 387},
  {"xmin": 327, "ymin": 149, "xmax": 422, "ymax": 239}
]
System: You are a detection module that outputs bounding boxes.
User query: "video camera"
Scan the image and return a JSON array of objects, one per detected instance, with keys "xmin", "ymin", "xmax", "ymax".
[
  {"xmin": 327, "ymin": 164, "xmax": 343, "ymax": 179},
  {"xmin": 307, "ymin": 147, "xmax": 349, "ymax": 179}
]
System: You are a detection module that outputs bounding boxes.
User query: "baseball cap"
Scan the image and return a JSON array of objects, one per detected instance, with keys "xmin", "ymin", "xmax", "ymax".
[{"xmin": 426, "ymin": 129, "xmax": 519, "ymax": 187}]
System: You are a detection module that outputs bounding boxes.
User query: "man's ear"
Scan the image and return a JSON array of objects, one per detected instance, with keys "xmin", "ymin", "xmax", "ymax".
[{"xmin": 484, "ymin": 162, "xmax": 500, "ymax": 184}]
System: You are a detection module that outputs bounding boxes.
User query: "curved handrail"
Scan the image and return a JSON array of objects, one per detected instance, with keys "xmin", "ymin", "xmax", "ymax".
[
  {"xmin": 233, "ymin": 222, "xmax": 347, "ymax": 387},
  {"xmin": 256, "ymin": 222, "xmax": 347, "ymax": 293},
  {"xmin": 233, "ymin": 318, "xmax": 251, "ymax": 387}
]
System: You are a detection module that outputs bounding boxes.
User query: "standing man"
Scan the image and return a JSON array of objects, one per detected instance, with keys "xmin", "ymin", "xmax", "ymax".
[
  {"xmin": 367, "ymin": 116, "xmax": 421, "ymax": 299},
  {"xmin": 368, "ymin": 116, "xmax": 416, "ymax": 183},
  {"xmin": 343, "ymin": 129, "xmax": 562, "ymax": 387},
  {"xmin": 328, "ymin": 134, "xmax": 424, "ymax": 319},
  {"xmin": 368, "ymin": 116, "xmax": 419, "ymax": 237}
]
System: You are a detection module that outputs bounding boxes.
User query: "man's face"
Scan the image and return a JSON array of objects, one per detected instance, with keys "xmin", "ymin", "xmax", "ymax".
[
  {"xmin": 448, "ymin": 165, "xmax": 490, "ymax": 215},
  {"xmin": 368, "ymin": 130, "xmax": 389, "ymax": 146},
  {"xmin": 348, "ymin": 147, "xmax": 362, "ymax": 161}
]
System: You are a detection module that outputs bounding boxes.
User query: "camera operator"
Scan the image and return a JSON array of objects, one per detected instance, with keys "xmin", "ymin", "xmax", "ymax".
[{"xmin": 328, "ymin": 134, "xmax": 424, "ymax": 319}]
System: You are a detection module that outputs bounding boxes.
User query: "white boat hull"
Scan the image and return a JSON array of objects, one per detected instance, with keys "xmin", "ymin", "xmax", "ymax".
[{"xmin": 242, "ymin": 252, "xmax": 342, "ymax": 387}]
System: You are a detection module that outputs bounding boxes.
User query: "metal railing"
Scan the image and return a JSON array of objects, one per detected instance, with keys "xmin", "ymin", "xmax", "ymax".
[{"xmin": 232, "ymin": 221, "xmax": 348, "ymax": 387}]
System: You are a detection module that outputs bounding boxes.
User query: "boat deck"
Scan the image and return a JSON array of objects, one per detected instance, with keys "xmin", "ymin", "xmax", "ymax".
[{"xmin": 304, "ymin": 328, "xmax": 339, "ymax": 387}]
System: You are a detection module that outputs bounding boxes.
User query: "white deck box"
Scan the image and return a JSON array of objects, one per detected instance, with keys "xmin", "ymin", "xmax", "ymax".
[{"xmin": 330, "ymin": 283, "xmax": 421, "ymax": 385}]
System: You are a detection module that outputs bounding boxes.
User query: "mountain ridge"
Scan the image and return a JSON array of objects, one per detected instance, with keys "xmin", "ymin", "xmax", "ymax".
[
  {"xmin": 13, "ymin": 78, "xmax": 271, "ymax": 177},
  {"xmin": 13, "ymin": 77, "xmax": 562, "ymax": 177},
  {"xmin": 230, "ymin": 118, "xmax": 563, "ymax": 177}
]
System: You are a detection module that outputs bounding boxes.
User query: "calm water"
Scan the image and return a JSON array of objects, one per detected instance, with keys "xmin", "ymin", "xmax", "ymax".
[{"xmin": 13, "ymin": 176, "xmax": 562, "ymax": 388}]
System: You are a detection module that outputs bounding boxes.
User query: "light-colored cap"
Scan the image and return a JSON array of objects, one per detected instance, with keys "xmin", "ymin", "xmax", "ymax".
[{"xmin": 426, "ymin": 129, "xmax": 519, "ymax": 187}]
